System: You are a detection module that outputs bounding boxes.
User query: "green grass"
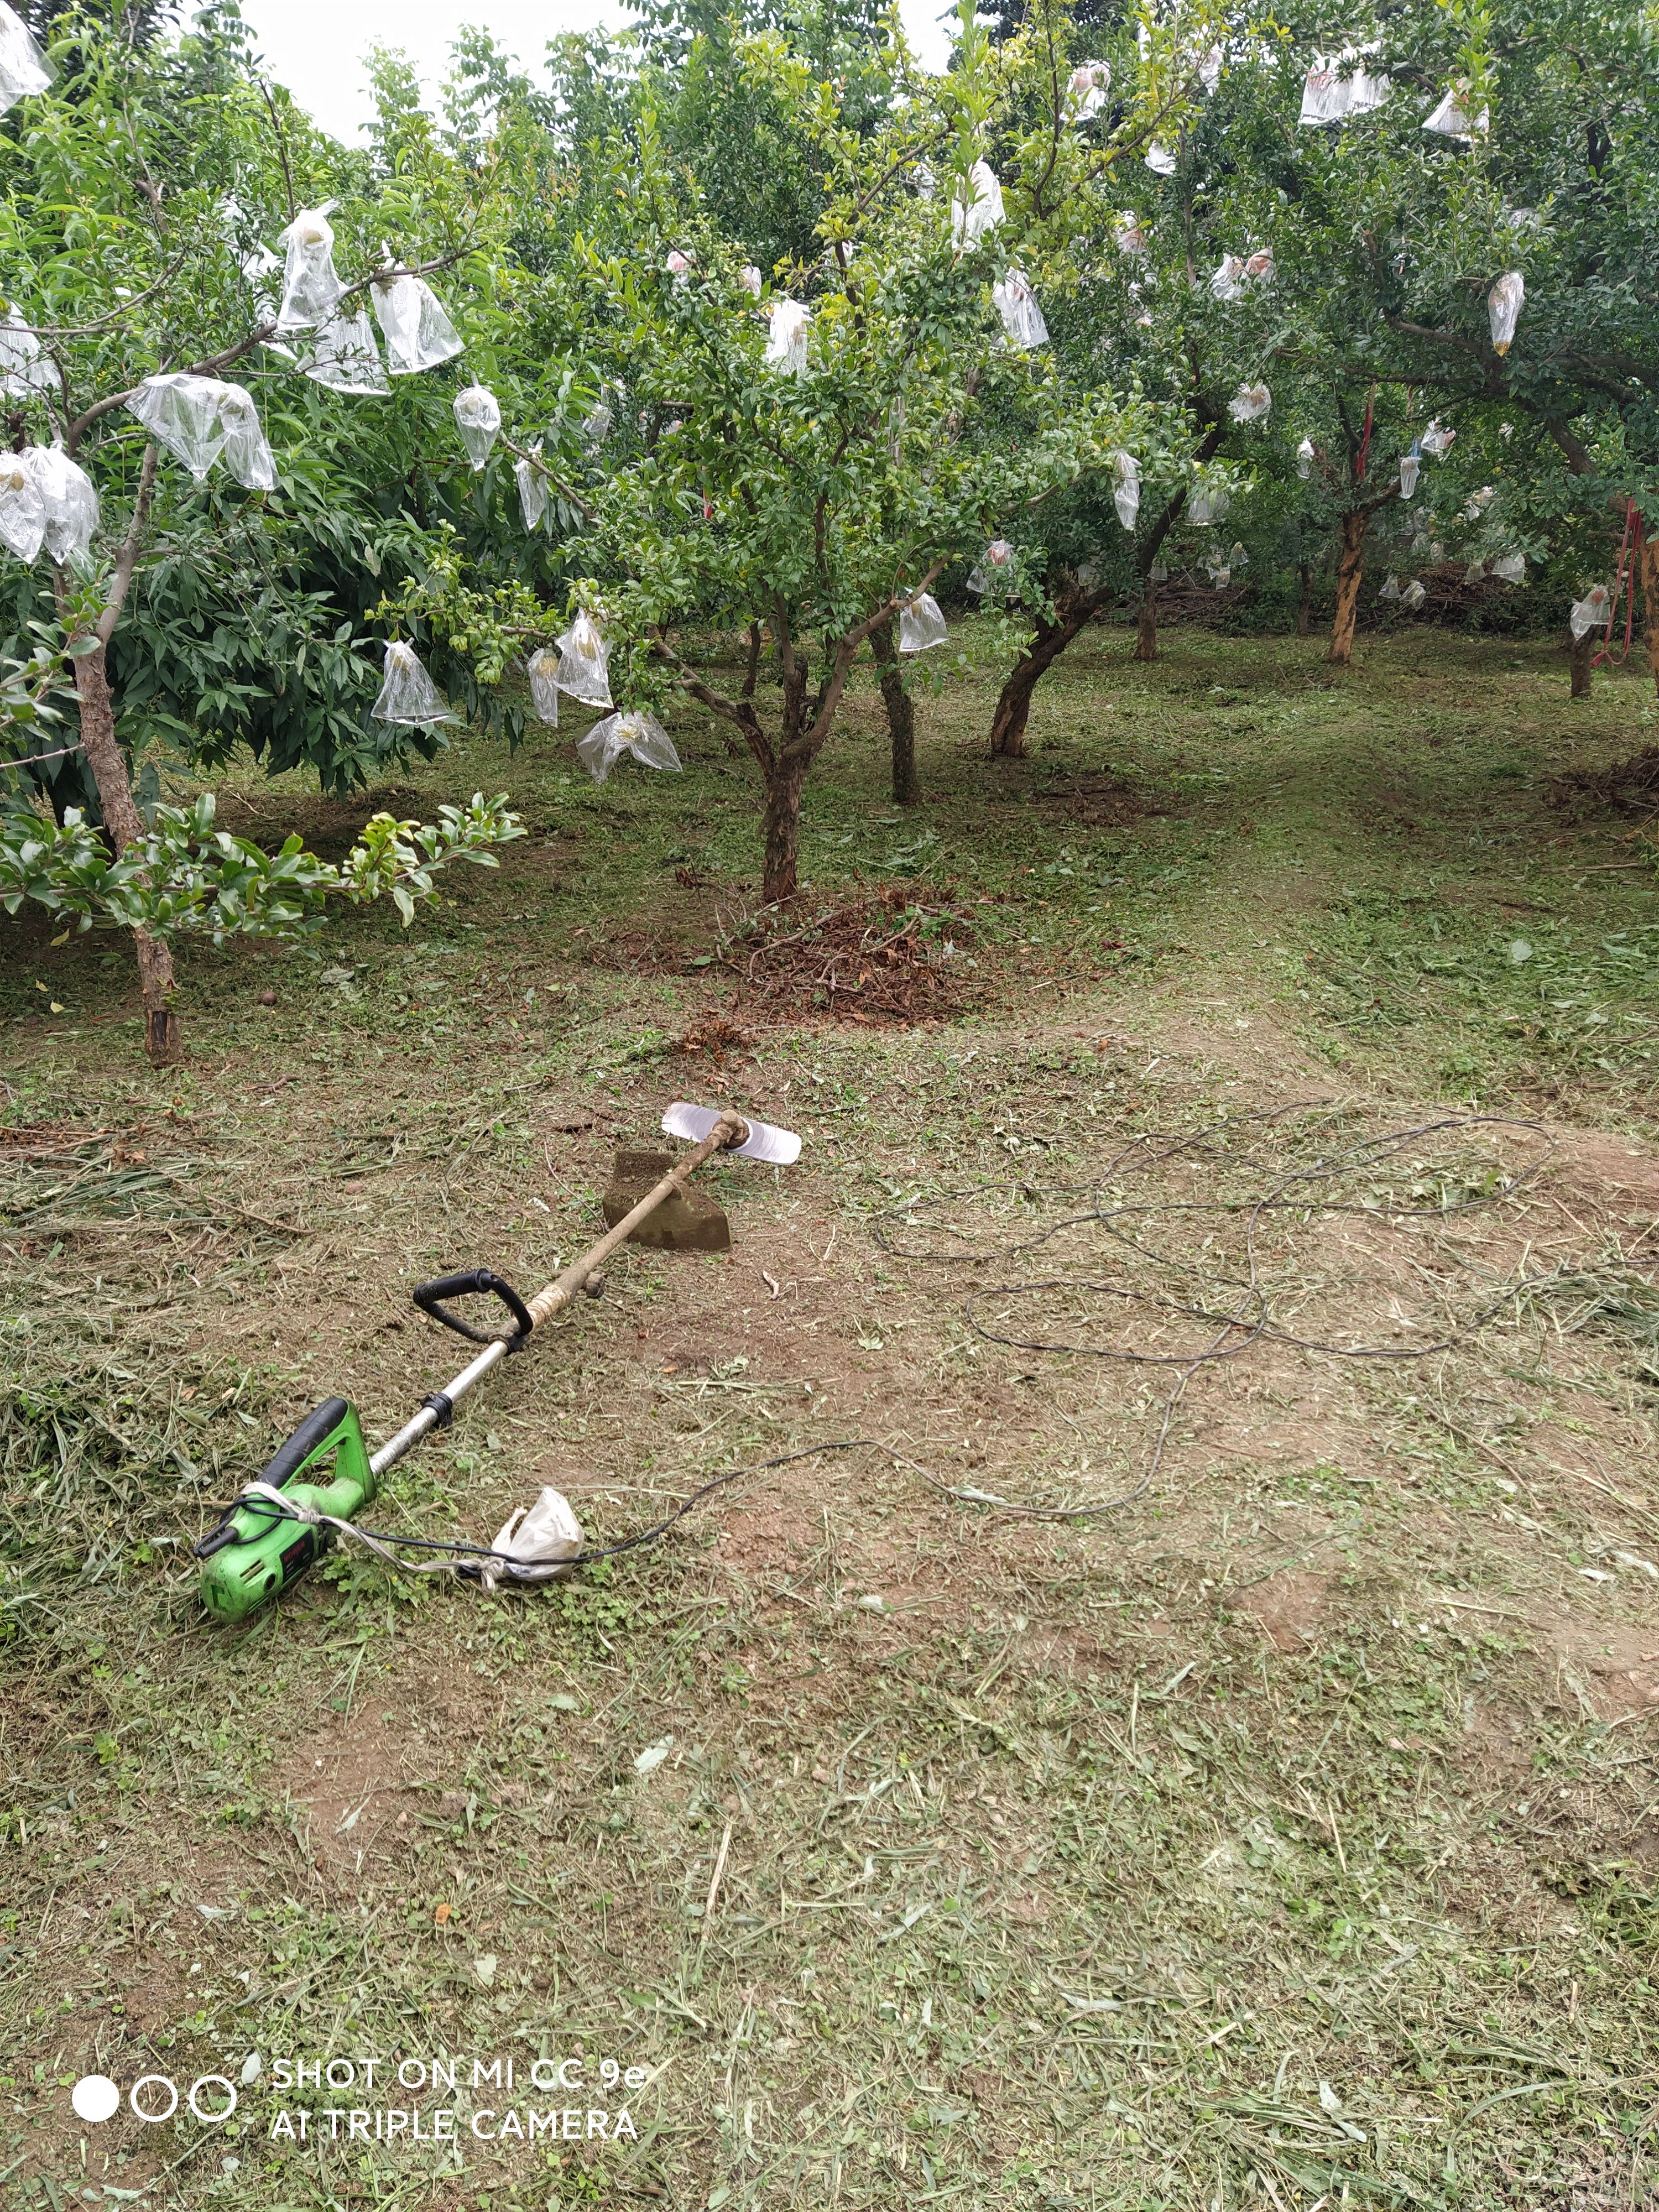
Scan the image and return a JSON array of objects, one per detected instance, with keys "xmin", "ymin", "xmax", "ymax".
[{"xmin": 2, "ymin": 623, "xmax": 1658, "ymax": 2211}]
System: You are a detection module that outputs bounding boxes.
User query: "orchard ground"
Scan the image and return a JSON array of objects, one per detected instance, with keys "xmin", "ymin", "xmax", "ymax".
[{"xmin": 3, "ymin": 621, "xmax": 1659, "ymax": 2212}]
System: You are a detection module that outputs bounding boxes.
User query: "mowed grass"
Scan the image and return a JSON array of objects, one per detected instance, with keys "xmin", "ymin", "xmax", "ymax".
[{"xmin": 2, "ymin": 622, "xmax": 1658, "ymax": 2212}]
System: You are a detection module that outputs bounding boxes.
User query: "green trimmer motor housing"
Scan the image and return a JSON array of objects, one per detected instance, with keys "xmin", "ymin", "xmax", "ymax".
[{"xmin": 197, "ymin": 1397, "xmax": 375, "ymax": 1622}]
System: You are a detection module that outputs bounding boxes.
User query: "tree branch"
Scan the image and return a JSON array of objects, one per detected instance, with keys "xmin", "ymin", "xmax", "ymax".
[{"xmin": 95, "ymin": 442, "xmax": 159, "ymax": 644}]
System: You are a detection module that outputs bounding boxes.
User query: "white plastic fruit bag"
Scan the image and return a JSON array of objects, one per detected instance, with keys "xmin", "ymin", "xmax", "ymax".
[
  {"xmin": 951, "ymin": 160, "xmax": 1005, "ymax": 247},
  {"xmin": 129, "ymin": 373, "xmax": 223, "ymax": 478},
  {"xmin": 372, "ymin": 641, "xmax": 453, "ymax": 725},
  {"xmin": 0, "ymin": 3, "xmax": 53, "ymax": 110},
  {"xmin": 1378, "ymin": 575, "xmax": 1402, "ymax": 602},
  {"xmin": 0, "ymin": 307, "xmax": 55, "ymax": 398},
  {"xmin": 0, "ymin": 451, "xmax": 44, "ymax": 561},
  {"xmin": 1229, "ymin": 382, "xmax": 1271, "ymax": 422},
  {"xmin": 1490, "ymin": 551, "xmax": 1526, "ymax": 585},
  {"xmin": 765, "ymin": 298, "xmax": 812, "ymax": 375},
  {"xmin": 739, "ymin": 265, "xmax": 763, "ymax": 297},
  {"xmin": 576, "ymin": 711, "xmax": 681, "ymax": 784},
  {"xmin": 1065, "ymin": 61, "xmax": 1110, "ymax": 121},
  {"xmin": 1421, "ymin": 419, "xmax": 1455, "ymax": 457},
  {"xmin": 555, "ymin": 611, "xmax": 612, "ymax": 708},
  {"xmin": 967, "ymin": 539, "xmax": 1016, "ymax": 596},
  {"xmin": 481, "ymin": 1488, "xmax": 584, "ymax": 1591},
  {"xmin": 1423, "ymin": 80, "xmax": 1488, "ymax": 140},
  {"xmin": 217, "ymin": 383, "xmax": 276, "ymax": 491},
  {"xmin": 527, "ymin": 647, "xmax": 561, "ymax": 725},
  {"xmin": 1113, "ymin": 449, "xmax": 1141, "ymax": 529},
  {"xmin": 372, "ymin": 266, "xmax": 465, "ymax": 375},
  {"xmin": 1145, "ymin": 142, "xmax": 1178, "ymax": 176},
  {"xmin": 1299, "ymin": 55, "xmax": 1349, "ymax": 126},
  {"xmin": 993, "ymin": 269, "xmax": 1048, "ymax": 349},
  {"xmin": 1210, "ymin": 254, "xmax": 1245, "ymax": 301},
  {"xmin": 28, "ymin": 444, "xmax": 98, "ymax": 564},
  {"xmin": 1570, "ymin": 585, "xmax": 1611, "ymax": 641},
  {"xmin": 1113, "ymin": 211, "xmax": 1148, "ymax": 256},
  {"xmin": 1342, "ymin": 45, "xmax": 1391, "ymax": 114},
  {"xmin": 1487, "ymin": 272, "xmax": 1524, "ymax": 356},
  {"xmin": 1401, "ymin": 579, "xmax": 1426, "ymax": 610},
  {"xmin": 301, "ymin": 309, "xmax": 388, "ymax": 395},
  {"xmin": 453, "ymin": 384, "xmax": 501, "ymax": 469},
  {"xmin": 898, "ymin": 593, "xmax": 948, "ymax": 654},
  {"xmin": 276, "ymin": 204, "xmax": 343, "ymax": 332},
  {"xmin": 516, "ymin": 450, "xmax": 549, "ymax": 533},
  {"xmin": 1187, "ymin": 482, "xmax": 1229, "ymax": 526},
  {"xmin": 1296, "ymin": 437, "xmax": 1316, "ymax": 479},
  {"xmin": 1245, "ymin": 248, "xmax": 1275, "ymax": 282},
  {"xmin": 1399, "ymin": 446, "xmax": 1421, "ymax": 498}
]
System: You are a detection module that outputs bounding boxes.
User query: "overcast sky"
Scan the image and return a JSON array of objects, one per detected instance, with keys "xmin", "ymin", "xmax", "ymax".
[{"xmin": 238, "ymin": 0, "xmax": 957, "ymax": 143}]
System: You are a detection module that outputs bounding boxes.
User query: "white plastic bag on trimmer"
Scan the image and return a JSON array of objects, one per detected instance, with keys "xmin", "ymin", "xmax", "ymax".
[
  {"xmin": 1570, "ymin": 585, "xmax": 1610, "ymax": 641},
  {"xmin": 28, "ymin": 444, "xmax": 98, "ymax": 564},
  {"xmin": 481, "ymin": 1488, "xmax": 584, "ymax": 1591},
  {"xmin": 372, "ymin": 641, "xmax": 453, "ymax": 725},
  {"xmin": 276, "ymin": 205, "xmax": 343, "ymax": 332},
  {"xmin": 1113, "ymin": 449, "xmax": 1140, "ymax": 530},
  {"xmin": 555, "ymin": 611, "xmax": 612, "ymax": 708},
  {"xmin": 898, "ymin": 593, "xmax": 948, "ymax": 654},
  {"xmin": 372, "ymin": 266, "xmax": 465, "ymax": 375},
  {"xmin": 951, "ymin": 160, "xmax": 1005, "ymax": 247},
  {"xmin": 663, "ymin": 1100, "xmax": 802, "ymax": 1165},
  {"xmin": 993, "ymin": 269, "xmax": 1047, "ymax": 349},
  {"xmin": 0, "ymin": 452, "xmax": 44, "ymax": 561},
  {"xmin": 301, "ymin": 308, "xmax": 388, "ymax": 395},
  {"xmin": 765, "ymin": 298, "xmax": 812, "ymax": 375},
  {"xmin": 1488, "ymin": 272, "xmax": 1524, "ymax": 356},
  {"xmin": 527, "ymin": 646, "xmax": 560, "ymax": 725},
  {"xmin": 453, "ymin": 384, "xmax": 501, "ymax": 469},
  {"xmin": 967, "ymin": 539, "xmax": 1016, "ymax": 597},
  {"xmin": 576, "ymin": 711, "xmax": 681, "ymax": 784},
  {"xmin": 0, "ymin": 3, "xmax": 53, "ymax": 109}
]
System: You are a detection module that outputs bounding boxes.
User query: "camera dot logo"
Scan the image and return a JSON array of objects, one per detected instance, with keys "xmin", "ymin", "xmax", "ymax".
[{"xmin": 71, "ymin": 2077, "xmax": 121, "ymax": 2125}]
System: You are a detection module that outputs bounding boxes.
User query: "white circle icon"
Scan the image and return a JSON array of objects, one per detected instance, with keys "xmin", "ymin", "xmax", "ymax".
[{"xmin": 71, "ymin": 2076, "xmax": 121, "ymax": 2124}]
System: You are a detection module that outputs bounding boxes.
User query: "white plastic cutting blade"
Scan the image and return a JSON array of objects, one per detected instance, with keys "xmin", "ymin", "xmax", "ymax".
[{"xmin": 662, "ymin": 1100, "xmax": 802, "ymax": 1166}]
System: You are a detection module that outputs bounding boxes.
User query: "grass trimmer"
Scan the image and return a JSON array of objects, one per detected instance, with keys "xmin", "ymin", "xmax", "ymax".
[{"xmin": 193, "ymin": 1103, "xmax": 800, "ymax": 1623}]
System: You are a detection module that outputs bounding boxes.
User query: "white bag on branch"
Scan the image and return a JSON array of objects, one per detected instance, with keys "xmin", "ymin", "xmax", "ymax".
[
  {"xmin": 1187, "ymin": 482, "xmax": 1229, "ymax": 526},
  {"xmin": 453, "ymin": 383, "xmax": 501, "ymax": 469},
  {"xmin": 1464, "ymin": 561, "xmax": 1488, "ymax": 585},
  {"xmin": 1197, "ymin": 45, "xmax": 1223, "ymax": 93},
  {"xmin": 665, "ymin": 249, "xmax": 693, "ymax": 285},
  {"xmin": 27, "ymin": 444, "xmax": 98, "ymax": 564},
  {"xmin": 128, "ymin": 374, "xmax": 274, "ymax": 488},
  {"xmin": 481, "ymin": 1488, "xmax": 584, "ymax": 1592},
  {"xmin": 1296, "ymin": 436, "xmax": 1316, "ymax": 479},
  {"xmin": 993, "ymin": 269, "xmax": 1047, "ymax": 349},
  {"xmin": 527, "ymin": 646, "xmax": 561, "ymax": 725},
  {"xmin": 372, "ymin": 265, "xmax": 465, "ymax": 375},
  {"xmin": 301, "ymin": 308, "xmax": 388, "ymax": 395},
  {"xmin": 1245, "ymin": 248, "xmax": 1275, "ymax": 281},
  {"xmin": 372, "ymin": 641, "xmax": 453, "ymax": 725},
  {"xmin": 577, "ymin": 711, "xmax": 681, "ymax": 784},
  {"xmin": 898, "ymin": 593, "xmax": 948, "ymax": 653},
  {"xmin": 1065, "ymin": 61, "xmax": 1111, "ymax": 121},
  {"xmin": 1487, "ymin": 271, "xmax": 1524, "ymax": 356},
  {"xmin": 1113, "ymin": 211, "xmax": 1148, "ymax": 256},
  {"xmin": 515, "ymin": 450, "xmax": 549, "ymax": 533},
  {"xmin": 0, "ymin": 2, "xmax": 53, "ymax": 110},
  {"xmin": 1210, "ymin": 254, "xmax": 1246, "ymax": 302},
  {"xmin": 0, "ymin": 307, "xmax": 56, "ymax": 398},
  {"xmin": 555, "ymin": 611, "xmax": 612, "ymax": 707},
  {"xmin": 1343, "ymin": 46, "xmax": 1391, "ymax": 114},
  {"xmin": 276, "ymin": 205, "xmax": 343, "ymax": 332},
  {"xmin": 0, "ymin": 451, "xmax": 44, "ymax": 561},
  {"xmin": 739, "ymin": 264, "xmax": 763, "ymax": 297},
  {"xmin": 1423, "ymin": 80, "xmax": 1488, "ymax": 140},
  {"xmin": 1490, "ymin": 551, "xmax": 1526, "ymax": 585},
  {"xmin": 1149, "ymin": 559, "xmax": 1168, "ymax": 583},
  {"xmin": 951, "ymin": 160, "xmax": 1005, "ymax": 247},
  {"xmin": 765, "ymin": 298, "xmax": 812, "ymax": 375},
  {"xmin": 1204, "ymin": 551, "xmax": 1233, "ymax": 587},
  {"xmin": 1229, "ymin": 381, "xmax": 1271, "ymax": 422},
  {"xmin": 217, "ymin": 384, "xmax": 277, "ymax": 491},
  {"xmin": 1421, "ymin": 419, "xmax": 1455, "ymax": 457},
  {"xmin": 1378, "ymin": 574, "xmax": 1402, "ymax": 602},
  {"xmin": 1145, "ymin": 142, "xmax": 1178, "ymax": 176},
  {"xmin": 1401, "ymin": 579, "xmax": 1426, "ymax": 610},
  {"xmin": 1399, "ymin": 447, "xmax": 1421, "ymax": 498},
  {"xmin": 1570, "ymin": 585, "xmax": 1611, "ymax": 641},
  {"xmin": 1113, "ymin": 449, "xmax": 1141, "ymax": 529},
  {"xmin": 1299, "ymin": 55, "xmax": 1350, "ymax": 126},
  {"xmin": 967, "ymin": 538, "xmax": 1016, "ymax": 596}
]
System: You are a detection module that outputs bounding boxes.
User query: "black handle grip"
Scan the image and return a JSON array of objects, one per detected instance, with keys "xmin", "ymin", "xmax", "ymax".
[
  {"xmin": 192, "ymin": 1397, "xmax": 351, "ymax": 1558},
  {"xmin": 412, "ymin": 1269, "xmax": 533, "ymax": 1351}
]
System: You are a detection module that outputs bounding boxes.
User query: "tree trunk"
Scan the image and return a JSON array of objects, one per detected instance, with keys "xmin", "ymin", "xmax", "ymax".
[
  {"xmin": 75, "ymin": 641, "xmax": 180, "ymax": 1065},
  {"xmin": 1329, "ymin": 510, "xmax": 1368, "ymax": 666},
  {"xmin": 1134, "ymin": 587, "xmax": 1157, "ymax": 662},
  {"xmin": 871, "ymin": 618, "xmax": 919, "ymax": 804},
  {"xmin": 1640, "ymin": 521, "xmax": 1659, "ymax": 697},
  {"xmin": 1296, "ymin": 562, "xmax": 1313, "ymax": 638},
  {"xmin": 760, "ymin": 754, "xmax": 807, "ymax": 905},
  {"xmin": 990, "ymin": 589, "xmax": 1097, "ymax": 757},
  {"xmin": 1569, "ymin": 628, "xmax": 1594, "ymax": 699}
]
